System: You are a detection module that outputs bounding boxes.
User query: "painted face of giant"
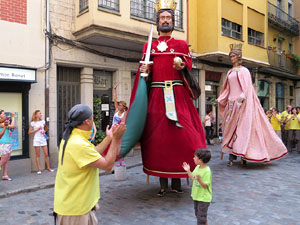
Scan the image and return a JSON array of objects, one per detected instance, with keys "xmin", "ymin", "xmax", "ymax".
[
  {"xmin": 157, "ymin": 10, "xmax": 174, "ymax": 33},
  {"xmin": 229, "ymin": 53, "xmax": 238, "ymax": 65}
]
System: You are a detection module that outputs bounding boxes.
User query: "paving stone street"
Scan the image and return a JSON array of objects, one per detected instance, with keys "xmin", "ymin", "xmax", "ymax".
[{"xmin": 0, "ymin": 144, "xmax": 299, "ymax": 225}]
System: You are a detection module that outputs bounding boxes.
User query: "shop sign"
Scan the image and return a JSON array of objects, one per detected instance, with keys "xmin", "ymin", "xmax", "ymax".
[
  {"xmin": 93, "ymin": 73, "xmax": 112, "ymax": 90},
  {"xmin": 0, "ymin": 67, "xmax": 36, "ymax": 82},
  {"xmin": 205, "ymin": 70, "xmax": 222, "ymax": 82}
]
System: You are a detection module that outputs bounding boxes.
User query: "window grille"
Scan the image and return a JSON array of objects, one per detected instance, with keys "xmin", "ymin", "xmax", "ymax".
[
  {"xmin": 79, "ymin": 0, "xmax": 88, "ymax": 12},
  {"xmin": 130, "ymin": 0, "xmax": 183, "ymax": 29},
  {"xmin": 222, "ymin": 18, "xmax": 242, "ymax": 40},
  {"xmin": 99, "ymin": 0, "xmax": 119, "ymax": 12},
  {"xmin": 248, "ymin": 28, "xmax": 264, "ymax": 47}
]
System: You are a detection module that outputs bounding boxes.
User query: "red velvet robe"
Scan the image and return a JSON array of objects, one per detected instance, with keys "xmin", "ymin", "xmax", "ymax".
[{"xmin": 134, "ymin": 36, "xmax": 206, "ymax": 178}]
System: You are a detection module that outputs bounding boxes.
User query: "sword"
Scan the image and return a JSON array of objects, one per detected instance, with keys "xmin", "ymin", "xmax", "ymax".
[{"xmin": 140, "ymin": 24, "xmax": 153, "ymax": 77}]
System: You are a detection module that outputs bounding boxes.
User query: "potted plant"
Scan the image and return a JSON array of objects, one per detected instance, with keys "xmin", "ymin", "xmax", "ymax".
[{"xmin": 291, "ymin": 53, "xmax": 300, "ymax": 68}]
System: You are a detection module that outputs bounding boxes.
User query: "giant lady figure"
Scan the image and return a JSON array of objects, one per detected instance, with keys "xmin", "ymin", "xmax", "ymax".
[{"xmin": 217, "ymin": 44, "xmax": 287, "ymax": 166}]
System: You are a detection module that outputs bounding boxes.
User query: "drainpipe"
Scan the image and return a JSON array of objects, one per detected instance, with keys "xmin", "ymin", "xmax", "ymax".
[
  {"xmin": 186, "ymin": 0, "xmax": 189, "ymax": 44},
  {"xmin": 45, "ymin": 0, "xmax": 50, "ymax": 153},
  {"xmin": 46, "ymin": 0, "xmax": 50, "ymax": 89}
]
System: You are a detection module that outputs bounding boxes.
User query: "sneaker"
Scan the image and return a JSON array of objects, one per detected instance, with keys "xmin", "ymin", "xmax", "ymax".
[
  {"xmin": 37, "ymin": 171, "xmax": 42, "ymax": 175},
  {"xmin": 157, "ymin": 189, "xmax": 166, "ymax": 197},
  {"xmin": 47, "ymin": 169, "xmax": 54, "ymax": 172},
  {"xmin": 115, "ymin": 161, "xmax": 121, "ymax": 167},
  {"xmin": 121, "ymin": 160, "xmax": 126, "ymax": 167}
]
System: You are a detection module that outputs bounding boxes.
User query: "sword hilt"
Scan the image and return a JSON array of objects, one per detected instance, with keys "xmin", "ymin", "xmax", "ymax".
[{"xmin": 139, "ymin": 60, "xmax": 153, "ymax": 77}]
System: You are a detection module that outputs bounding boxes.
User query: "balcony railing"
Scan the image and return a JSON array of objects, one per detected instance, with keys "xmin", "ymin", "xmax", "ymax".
[
  {"xmin": 268, "ymin": 49, "xmax": 297, "ymax": 74},
  {"xmin": 268, "ymin": 2, "xmax": 299, "ymax": 36}
]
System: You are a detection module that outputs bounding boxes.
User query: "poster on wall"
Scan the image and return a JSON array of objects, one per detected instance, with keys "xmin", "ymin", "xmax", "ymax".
[{"xmin": 5, "ymin": 112, "xmax": 20, "ymax": 150}]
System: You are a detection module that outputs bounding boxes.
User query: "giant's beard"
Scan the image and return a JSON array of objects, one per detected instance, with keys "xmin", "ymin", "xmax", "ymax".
[{"xmin": 158, "ymin": 22, "xmax": 174, "ymax": 33}]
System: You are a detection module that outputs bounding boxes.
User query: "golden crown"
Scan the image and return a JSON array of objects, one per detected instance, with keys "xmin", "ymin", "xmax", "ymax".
[
  {"xmin": 229, "ymin": 43, "xmax": 243, "ymax": 51},
  {"xmin": 154, "ymin": 0, "xmax": 177, "ymax": 12}
]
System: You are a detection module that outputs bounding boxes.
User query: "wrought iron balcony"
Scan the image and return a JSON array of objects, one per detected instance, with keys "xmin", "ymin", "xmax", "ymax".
[
  {"xmin": 268, "ymin": 2, "xmax": 299, "ymax": 36},
  {"xmin": 268, "ymin": 49, "xmax": 297, "ymax": 74}
]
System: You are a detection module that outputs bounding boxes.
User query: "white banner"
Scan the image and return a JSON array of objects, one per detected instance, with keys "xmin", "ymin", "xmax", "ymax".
[{"xmin": 0, "ymin": 67, "xmax": 36, "ymax": 82}]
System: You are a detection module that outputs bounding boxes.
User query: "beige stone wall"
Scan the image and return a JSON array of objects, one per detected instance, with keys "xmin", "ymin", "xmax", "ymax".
[
  {"xmin": 48, "ymin": 0, "xmax": 141, "ymax": 167},
  {"xmin": 29, "ymin": 71, "xmax": 46, "ymax": 171},
  {"xmin": 50, "ymin": 0, "xmax": 76, "ymax": 39},
  {"xmin": 74, "ymin": 0, "xmax": 187, "ymax": 41}
]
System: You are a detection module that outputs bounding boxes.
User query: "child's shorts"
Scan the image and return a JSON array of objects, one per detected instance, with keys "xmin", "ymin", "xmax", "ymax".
[{"xmin": 194, "ymin": 201, "xmax": 210, "ymax": 224}]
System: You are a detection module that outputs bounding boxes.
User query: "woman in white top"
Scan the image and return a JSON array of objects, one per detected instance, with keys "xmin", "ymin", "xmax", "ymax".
[
  {"xmin": 202, "ymin": 111, "xmax": 212, "ymax": 145},
  {"xmin": 113, "ymin": 84, "xmax": 128, "ymax": 166},
  {"xmin": 28, "ymin": 110, "xmax": 53, "ymax": 174}
]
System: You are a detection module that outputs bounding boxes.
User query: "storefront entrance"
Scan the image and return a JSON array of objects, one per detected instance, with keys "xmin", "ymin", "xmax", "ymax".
[
  {"xmin": 93, "ymin": 70, "xmax": 114, "ymax": 133},
  {"xmin": 205, "ymin": 70, "xmax": 221, "ymax": 138}
]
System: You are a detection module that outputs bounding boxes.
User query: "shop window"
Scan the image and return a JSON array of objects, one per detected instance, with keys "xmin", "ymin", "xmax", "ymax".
[
  {"xmin": 222, "ymin": 18, "xmax": 242, "ymax": 40},
  {"xmin": 276, "ymin": 82, "xmax": 284, "ymax": 112},
  {"xmin": 248, "ymin": 28, "xmax": 264, "ymax": 47},
  {"xmin": 98, "ymin": 0, "xmax": 119, "ymax": 12},
  {"xmin": 0, "ymin": 93, "xmax": 23, "ymax": 156},
  {"xmin": 130, "ymin": 0, "xmax": 183, "ymax": 29},
  {"xmin": 257, "ymin": 80, "xmax": 269, "ymax": 111}
]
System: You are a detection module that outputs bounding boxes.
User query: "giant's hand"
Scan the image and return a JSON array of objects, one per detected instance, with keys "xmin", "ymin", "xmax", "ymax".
[
  {"xmin": 173, "ymin": 57, "xmax": 185, "ymax": 70},
  {"xmin": 140, "ymin": 64, "xmax": 150, "ymax": 74}
]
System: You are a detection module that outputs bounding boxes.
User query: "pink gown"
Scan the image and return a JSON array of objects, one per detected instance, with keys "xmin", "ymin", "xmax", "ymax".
[{"xmin": 217, "ymin": 66, "xmax": 288, "ymax": 162}]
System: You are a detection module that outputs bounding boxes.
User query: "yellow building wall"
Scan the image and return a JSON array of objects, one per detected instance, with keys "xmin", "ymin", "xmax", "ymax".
[
  {"xmin": 189, "ymin": 0, "xmax": 268, "ymax": 64},
  {"xmin": 189, "ymin": 0, "xmax": 219, "ymax": 54},
  {"xmin": 75, "ymin": 0, "xmax": 187, "ymax": 41},
  {"xmin": 294, "ymin": 0, "xmax": 300, "ymax": 75},
  {"xmin": 268, "ymin": 27, "xmax": 293, "ymax": 52}
]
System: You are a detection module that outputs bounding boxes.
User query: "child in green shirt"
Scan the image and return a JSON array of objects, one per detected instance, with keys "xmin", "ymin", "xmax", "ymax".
[{"xmin": 182, "ymin": 149, "xmax": 212, "ymax": 225}]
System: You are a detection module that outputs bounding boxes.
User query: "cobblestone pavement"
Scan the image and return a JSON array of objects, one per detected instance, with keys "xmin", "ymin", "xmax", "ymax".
[{"xmin": 0, "ymin": 145, "xmax": 300, "ymax": 225}]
